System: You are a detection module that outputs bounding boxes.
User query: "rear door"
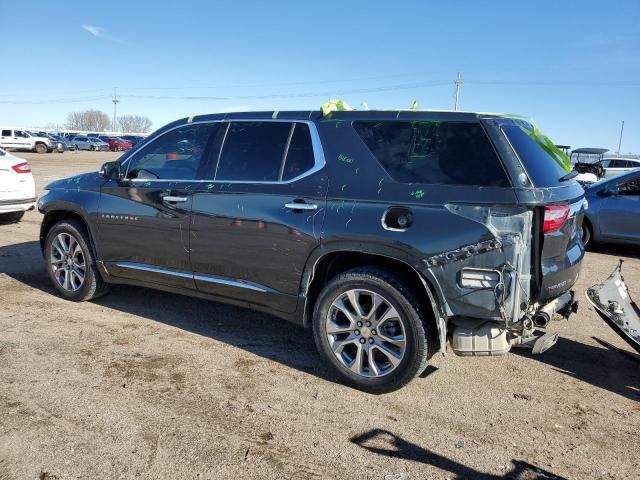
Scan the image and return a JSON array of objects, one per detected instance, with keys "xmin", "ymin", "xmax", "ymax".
[
  {"xmin": 189, "ymin": 120, "xmax": 327, "ymax": 313},
  {"xmin": 597, "ymin": 173, "xmax": 640, "ymax": 243},
  {"xmin": 98, "ymin": 122, "xmax": 220, "ymax": 288}
]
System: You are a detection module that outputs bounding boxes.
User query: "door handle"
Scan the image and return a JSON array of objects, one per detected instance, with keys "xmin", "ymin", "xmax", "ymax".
[
  {"xmin": 162, "ymin": 195, "xmax": 188, "ymax": 203},
  {"xmin": 285, "ymin": 202, "xmax": 317, "ymax": 211}
]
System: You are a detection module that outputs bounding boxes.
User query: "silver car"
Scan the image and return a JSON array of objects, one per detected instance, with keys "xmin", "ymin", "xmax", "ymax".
[{"xmin": 71, "ymin": 136, "xmax": 109, "ymax": 151}]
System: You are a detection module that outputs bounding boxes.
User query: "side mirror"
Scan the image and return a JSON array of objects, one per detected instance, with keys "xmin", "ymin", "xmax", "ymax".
[
  {"xmin": 600, "ymin": 184, "xmax": 619, "ymax": 197},
  {"xmin": 100, "ymin": 161, "xmax": 122, "ymax": 181}
]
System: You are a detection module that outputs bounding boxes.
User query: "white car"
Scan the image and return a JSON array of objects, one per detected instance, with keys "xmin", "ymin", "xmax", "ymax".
[
  {"xmin": 0, "ymin": 148, "xmax": 36, "ymax": 222},
  {"xmin": 601, "ymin": 157, "xmax": 640, "ymax": 178}
]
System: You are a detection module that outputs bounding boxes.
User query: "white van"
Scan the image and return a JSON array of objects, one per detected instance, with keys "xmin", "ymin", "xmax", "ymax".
[{"xmin": 0, "ymin": 128, "xmax": 56, "ymax": 154}]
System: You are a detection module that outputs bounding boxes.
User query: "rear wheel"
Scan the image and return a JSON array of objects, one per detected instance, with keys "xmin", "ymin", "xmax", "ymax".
[
  {"xmin": 44, "ymin": 220, "xmax": 109, "ymax": 301},
  {"xmin": 34, "ymin": 143, "xmax": 47, "ymax": 154},
  {"xmin": 313, "ymin": 267, "xmax": 429, "ymax": 393},
  {"xmin": 0, "ymin": 211, "xmax": 24, "ymax": 223}
]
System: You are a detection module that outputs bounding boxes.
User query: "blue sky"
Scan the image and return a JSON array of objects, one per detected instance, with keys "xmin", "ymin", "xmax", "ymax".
[{"xmin": 2, "ymin": 0, "xmax": 639, "ymax": 152}]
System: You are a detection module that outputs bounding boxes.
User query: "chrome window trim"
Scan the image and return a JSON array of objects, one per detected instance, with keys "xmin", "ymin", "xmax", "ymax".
[
  {"xmin": 121, "ymin": 118, "xmax": 326, "ymax": 185},
  {"xmin": 112, "ymin": 261, "xmax": 274, "ymax": 293}
]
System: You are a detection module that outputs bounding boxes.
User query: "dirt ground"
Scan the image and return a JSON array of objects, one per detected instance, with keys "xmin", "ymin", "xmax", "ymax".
[{"xmin": 1, "ymin": 151, "xmax": 639, "ymax": 480}]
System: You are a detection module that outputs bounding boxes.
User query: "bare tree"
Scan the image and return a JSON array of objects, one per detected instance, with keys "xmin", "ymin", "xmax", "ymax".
[
  {"xmin": 65, "ymin": 110, "xmax": 111, "ymax": 132},
  {"xmin": 118, "ymin": 115, "xmax": 152, "ymax": 133}
]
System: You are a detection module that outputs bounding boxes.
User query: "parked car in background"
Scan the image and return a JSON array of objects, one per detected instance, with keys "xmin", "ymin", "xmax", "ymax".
[
  {"xmin": 71, "ymin": 136, "xmax": 109, "ymax": 151},
  {"xmin": 98, "ymin": 136, "xmax": 133, "ymax": 151},
  {"xmin": 601, "ymin": 157, "xmax": 640, "ymax": 178},
  {"xmin": 121, "ymin": 134, "xmax": 146, "ymax": 146},
  {"xmin": 0, "ymin": 128, "xmax": 56, "ymax": 153},
  {"xmin": 87, "ymin": 137, "xmax": 110, "ymax": 151},
  {"xmin": 38, "ymin": 110, "xmax": 586, "ymax": 392},
  {"xmin": 0, "ymin": 148, "xmax": 36, "ymax": 222},
  {"xmin": 581, "ymin": 168, "xmax": 640, "ymax": 246},
  {"xmin": 50, "ymin": 135, "xmax": 75, "ymax": 152}
]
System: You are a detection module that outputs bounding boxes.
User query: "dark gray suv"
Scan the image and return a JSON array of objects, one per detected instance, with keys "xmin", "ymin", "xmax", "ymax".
[{"xmin": 38, "ymin": 110, "xmax": 585, "ymax": 392}]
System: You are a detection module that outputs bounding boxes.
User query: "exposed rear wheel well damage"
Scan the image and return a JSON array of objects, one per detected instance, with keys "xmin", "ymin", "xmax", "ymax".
[{"xmin": 304, "ymin": 251, "xmax": 440, "ymax": 350}]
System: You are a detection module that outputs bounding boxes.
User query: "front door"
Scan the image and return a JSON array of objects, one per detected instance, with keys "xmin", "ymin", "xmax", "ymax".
[
  {"xmin": 189, "ymin": 120, "xmax": 327, "ymax": 313},
  {"xmin": 97, "ymin": 122, "xmax": 220, "ymax": 288}
]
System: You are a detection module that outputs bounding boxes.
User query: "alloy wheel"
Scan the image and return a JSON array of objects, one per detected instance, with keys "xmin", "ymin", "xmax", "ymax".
[
  {"xmin": 50, "ymin": 232, "xmax": 86, "ymax": 291},
  {"xmin": 325, "ymin": 289, "xmax": 406, "ymax": 377}
]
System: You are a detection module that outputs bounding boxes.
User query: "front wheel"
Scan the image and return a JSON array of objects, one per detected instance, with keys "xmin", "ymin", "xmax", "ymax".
[
  {"xmin": 313, "ymin": 267, "xmax": 429, "ymax": 393},
  {"xmin": 34, "ymin": 143, "xmax": 47, "ymax": 154},
  {"xmin": 44, "ymin": 220, "xmax": 109, "ymax": 301}
]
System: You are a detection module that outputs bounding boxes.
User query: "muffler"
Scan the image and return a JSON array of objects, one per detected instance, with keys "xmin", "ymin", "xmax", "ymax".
[{"xmin": 532, "ymin": 291, "xmax": 575, "ymax": 328}]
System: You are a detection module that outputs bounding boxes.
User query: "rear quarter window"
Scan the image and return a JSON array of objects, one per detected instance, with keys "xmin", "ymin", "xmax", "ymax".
[
  {"xmin": 502, "ymin": 124, "xmax": 568, "ymax": 187},
  {"xmin": 353, "ymin": 120, "xmax": 510, "ymax": 187}
]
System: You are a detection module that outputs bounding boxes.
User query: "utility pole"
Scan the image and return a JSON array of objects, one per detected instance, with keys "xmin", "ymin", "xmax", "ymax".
[
  {"xmin": 617, "ymin": 120, "xmax": 625, "ymax": 154},
  {"xmin": 454, "ymin": 72, "xmax": 462, "ymax": 111},
  {"xmin": 112, "ymin": 87, "xmax": 120, "ymax": 132}
]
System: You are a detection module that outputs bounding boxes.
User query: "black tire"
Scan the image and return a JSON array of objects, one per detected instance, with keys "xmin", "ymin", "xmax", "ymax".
[
  {"xmin": 312, "ymin": 267, "xmax": 429, "ymax": 393},
  {"xmin": 581, "ymin": 220, "xmax": 592, "ymax": 248},
  {"xmin": 34, "ymin": 143, "xmax": 47, "ymax": 154},
  {"xmin": 0, "ymin": 211, "xmax": 25, "ymax": 223},
  {"xmin": 44, "ymin": 220, "xmax": 109, "ymax": 301}
]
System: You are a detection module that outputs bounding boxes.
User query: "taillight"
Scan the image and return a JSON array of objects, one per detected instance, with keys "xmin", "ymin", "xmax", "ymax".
[
  {"xmin": 543, "ymin": 204, "xmax": 570, "ymax": 233},
  {"xmin": 11, "ymin": 162, "xmax": 31, "ymax": 174}
]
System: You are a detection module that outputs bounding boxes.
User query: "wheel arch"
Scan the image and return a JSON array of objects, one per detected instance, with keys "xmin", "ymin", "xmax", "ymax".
[
  {"xmin": 40, "ymin": 208, "xmax": 96, "ymax": 255},
  {"xmin": 301, "ymin": 248, "xmax": 446, "ymax": 353}
]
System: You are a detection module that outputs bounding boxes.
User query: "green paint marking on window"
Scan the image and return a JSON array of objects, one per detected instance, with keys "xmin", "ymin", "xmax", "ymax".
[
  {"xmin": 207, "ymin": 183, "xmax": 214, "ymax": 190},
  {"xmin": 519, "ymin": 125, "xmax": 571, "ymax": 173},
  {"xmin": 338, "ymin": 153, "xmax": 354, "ymax": 164},
  {"xmin": 410, "ymin": 189, "xmax": 425, "ymax": 199},
  {"xmin": 341, "ymin": 184, "xmax": 347, "ymax": 191},
  {"xmin": 272, "ymin": 111, "xmax": 279, "ymax": 119},
  {"xmin": 143, "ymin": 181, "xmax": 151, "ymax": 187},
  {"xmin": 345, "ymin": 218, "xmax": 352, "ymax": 228}
]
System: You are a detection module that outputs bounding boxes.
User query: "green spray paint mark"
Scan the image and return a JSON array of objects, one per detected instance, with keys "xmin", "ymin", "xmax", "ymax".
[
  {"xmin": 341, "ymin": 184, "xmax": 347, "ymax": 191},
  {"xmin": 411, "ymin": 100, "xmax": 418, "ymax": 110},
  {"xmin": 355, "ymin": 167, "xmax": 359, "ymax": 174},
  {"xmin": 272, "ymin": 111, "xmax": 279, "ymax": 119},
  {"xmin": 143, "ymin": 181, "xmax": 151, "ymax": 187},
  {"xmin": 410, "ymin": 189, "xmax": 425, "ymax": 199},
  {"xmin": 395, "ymin": 111, "xmax": 401, "ymax": 120},
  {"xmin": 519, "ymin": 125, "xmax": 571, "ymax": 173},
  {"xmin": 207, "ymin": 183, "xmax": 214, "ymax": 190},
  {"xmin": 338, "ymin": 153, "xmax": 354, "ymax": 164},
  {"xmin": 345, "ymin": 218, "xmax": 352, "ymax": 228}
]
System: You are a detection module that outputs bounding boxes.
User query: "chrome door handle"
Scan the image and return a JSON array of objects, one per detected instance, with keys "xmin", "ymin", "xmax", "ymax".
[
  {"xmin": 163, "ymin": 196, "xmax": 188, "ymax": 203},
  {"xmin": 285, "ymin": 202, "xmax": 317, "ymax": 211}
]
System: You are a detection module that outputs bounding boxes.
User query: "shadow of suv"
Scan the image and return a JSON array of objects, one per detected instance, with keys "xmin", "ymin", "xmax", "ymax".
[{"xmin": 38, "ymin": 110, "xmax": 586, "ymax": 393}]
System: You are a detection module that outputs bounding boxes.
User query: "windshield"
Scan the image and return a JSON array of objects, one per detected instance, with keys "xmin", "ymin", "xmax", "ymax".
[{"xmin": 502, "ymin": 124, "xmax": 570, "ymax": 187}]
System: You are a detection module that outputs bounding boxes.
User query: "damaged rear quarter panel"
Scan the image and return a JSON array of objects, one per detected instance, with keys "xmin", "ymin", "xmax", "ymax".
[{"xmin": 316, "ymin": 116, "xmax": 528, "ymax": 323}]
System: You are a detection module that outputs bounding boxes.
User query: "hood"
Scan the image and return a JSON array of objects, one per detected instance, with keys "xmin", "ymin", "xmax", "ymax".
[
  {"xmin": 45, "ymin": 172, "xmax": 100, "ymax": 190},
  {"xmin": 586, "ymin": 261, "xmax": 640, "ymax": 353}
]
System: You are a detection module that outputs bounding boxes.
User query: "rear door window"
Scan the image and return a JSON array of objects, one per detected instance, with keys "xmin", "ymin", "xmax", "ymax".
[
  {"xmin": 1, "ymin": 130, "xmax": 11, "ymax": 137},
  {"xmin": 353, "ymin": 120, "xmax": 510, "ymax": 186},
  {"xmin": 215, "ymin": 122, "xmax": 292, "ymax": 182},
  {"xmin": 502, "ymin": 124, "xmax": 568, "ymax": 187}
]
